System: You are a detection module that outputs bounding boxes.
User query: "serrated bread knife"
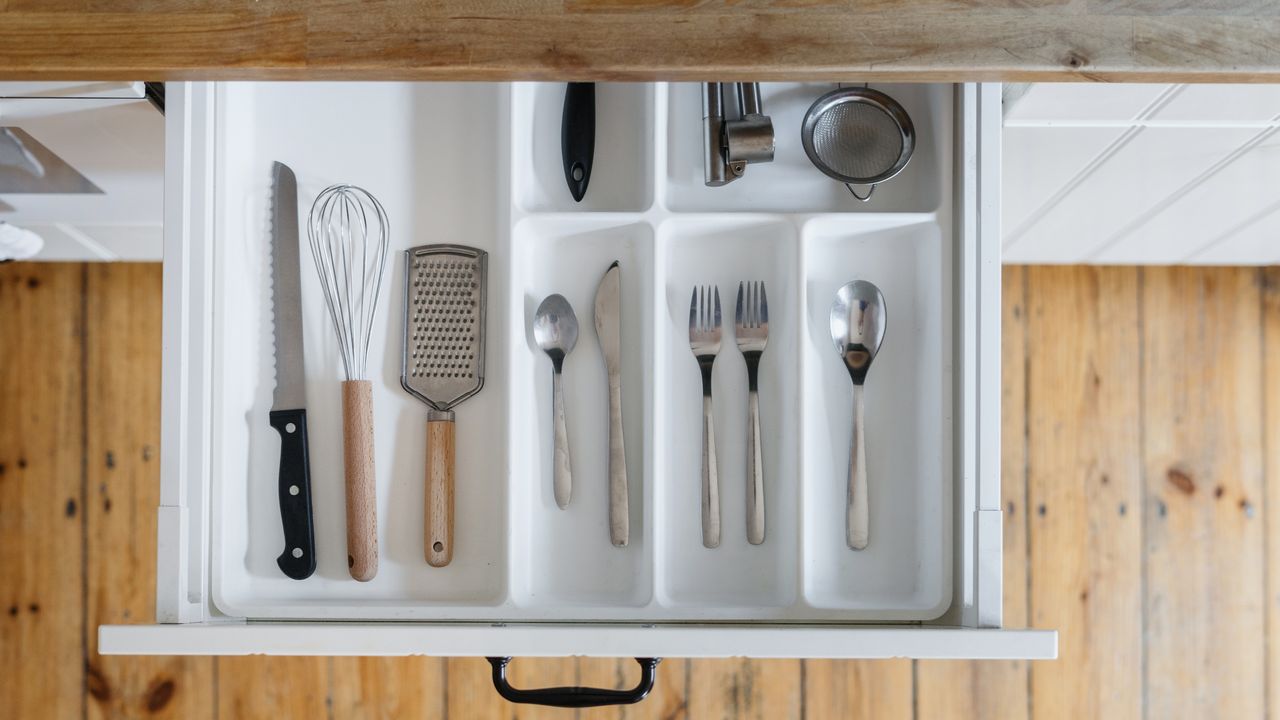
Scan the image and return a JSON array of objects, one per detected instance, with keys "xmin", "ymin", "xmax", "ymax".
[{"xmin": 268, "ymin": 161, "xmax": 317, "ymax": 580}]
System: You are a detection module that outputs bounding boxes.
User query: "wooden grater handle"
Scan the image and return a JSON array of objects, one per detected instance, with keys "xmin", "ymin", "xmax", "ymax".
[
  {"xmin": 342, "ymin": 380, "xmax": 378, "ymax": 581},
  {"xmin": 426, "ymin": 410, "xmax": 456, "ymax": 567}
]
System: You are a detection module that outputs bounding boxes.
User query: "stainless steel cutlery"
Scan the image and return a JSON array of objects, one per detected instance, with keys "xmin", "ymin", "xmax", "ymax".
[
  {"xmin": 734, "ymin": 281, "xmax": 769, "ymax": 546},
  {"xmin": 533, "ymin": 294, "xmax": 579, "ymax": 509},
  {"xmin": 830, "ymin": 280, "xmax": 887, "ymax": 550},
  {"xmin": 688, "ymin": 284, "xmax": 723, "ymax": 548},
  {"xmin": 595, "ymin": 262, "xmax": 630, "ymax": 547}
]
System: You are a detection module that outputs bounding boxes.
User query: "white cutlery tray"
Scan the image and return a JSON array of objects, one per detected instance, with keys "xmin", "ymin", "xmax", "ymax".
[{"xmin": 207, "ymin": 81, "xmax": 969, "ymax": 624}]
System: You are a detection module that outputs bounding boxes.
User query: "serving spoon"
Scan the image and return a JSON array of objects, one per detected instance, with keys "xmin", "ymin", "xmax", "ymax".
[
  {"xmin": 830, "ymin": 280, "xmax": 886, "ymax": 550},
  {"xmin": 534, "ymin": 294, "xmax": 579, "ymax": 509}
]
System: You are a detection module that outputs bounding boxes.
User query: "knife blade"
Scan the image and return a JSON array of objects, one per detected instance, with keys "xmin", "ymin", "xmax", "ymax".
[
  {"xmin": 268, "ymin": 161, "xmax": 316, "ymax": 580},
  {"xmin": 594, "ymin": 261, "xmax": 628, "ymax": 547}
]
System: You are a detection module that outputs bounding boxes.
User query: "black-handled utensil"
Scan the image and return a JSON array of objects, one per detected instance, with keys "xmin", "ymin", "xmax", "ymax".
[
  {"xmin": 269, "ymin": 161, "xmax": 316, "ymax": 580},
  {"xmin": 561, "ymin": 82, "xmax": 595, "ymax": 202},
  {"xmin": 270, "ymin": 408, "xmax": 316, "ymax": 579}
]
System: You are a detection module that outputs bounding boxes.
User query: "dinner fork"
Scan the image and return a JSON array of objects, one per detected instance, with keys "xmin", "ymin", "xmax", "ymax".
[
  {"xmin": 735, "ymin": 281, "xmax": 768, "ymax": 545},
  {"xmin": 689, "ymin": 285, "xmax": 722, "ymax": 548}
]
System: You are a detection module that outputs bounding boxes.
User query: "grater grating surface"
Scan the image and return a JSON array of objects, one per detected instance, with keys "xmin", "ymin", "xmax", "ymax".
[{"xmin": 401, "ymin": 245, "xmax": 488, "ymax": 412}]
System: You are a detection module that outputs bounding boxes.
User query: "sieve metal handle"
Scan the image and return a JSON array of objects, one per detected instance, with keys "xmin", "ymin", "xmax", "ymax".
[{"xmin": 845, "ymin": 183, "xmax": 876, "ymax": 202}]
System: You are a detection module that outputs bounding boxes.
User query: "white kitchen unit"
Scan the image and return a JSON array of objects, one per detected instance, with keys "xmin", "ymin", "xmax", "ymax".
[
  {"xmin": 1003, "ymin": 83, "xmax": 1280, "ymax": 265},
  {"xmin": 0, "ymin": 85, "xmax": 163, "ymax": 260},
  {"xmin": 0, "ymin": 81, "xmax": 146, "ymax": 99},
  {"xmin": 99, "ymin": 82, "xmax": 1054, "ymax": 677}
]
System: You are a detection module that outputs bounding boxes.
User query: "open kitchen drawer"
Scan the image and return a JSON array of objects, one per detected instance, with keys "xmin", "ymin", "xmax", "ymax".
[{"xmin": 100, "ymin": 82, "xmax": 1055, "ymax": 665}]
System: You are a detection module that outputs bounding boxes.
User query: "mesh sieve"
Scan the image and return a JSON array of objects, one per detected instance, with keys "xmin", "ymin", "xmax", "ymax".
[
  {"xmin": 810, "ymin": 102, "xmax": 904, "ymax": 181},
  {"xmin": 801, "ymin": 87, "xmax": 915, "ymax": 197}
]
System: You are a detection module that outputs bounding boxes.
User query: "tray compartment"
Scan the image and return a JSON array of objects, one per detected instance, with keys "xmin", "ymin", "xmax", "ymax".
[
  {"xmin": 663, "ymin": 83, "xmax": 947, "ymax": 214},
  {"xmin": 653, "ymin": 216, "xmax": 801, "ymax": 609},
  {"xmin": 799, "ymin": 215, "xmax": 952, "ymax": 618},
  {"xmin": 507, "ymin": 217, "xmax": 655, "ymax": 607},
  {"xmin": 512, "ymin": 82, "xmax": 655, "ymax": 213},
  {"xmin": 212, "ymin": 82, "xmax": 510, "ymax": 616}
]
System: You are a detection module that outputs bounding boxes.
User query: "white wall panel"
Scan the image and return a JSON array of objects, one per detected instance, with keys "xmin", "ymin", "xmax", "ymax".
[{"xmin": 1003, "ymin": 83, "xmax": 1280, "ymax": 265}]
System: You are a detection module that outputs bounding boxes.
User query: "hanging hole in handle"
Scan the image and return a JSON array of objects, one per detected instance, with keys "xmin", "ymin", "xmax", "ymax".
[
  {"xmin": 487, "ymin": 657, "xmax": 661, "ymax": 708},
  {"xmin": 571, "ymin": 163, "xmax": 585, "ymax": 183},
  {"xmin": 845, "ymin": 183, "xmax": 876, "ymax": 202}
]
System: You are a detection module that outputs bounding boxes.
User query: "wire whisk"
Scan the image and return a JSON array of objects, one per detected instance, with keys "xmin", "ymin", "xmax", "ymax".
[
  {"xmin": 308, "ymin": 184, "xmax": 390, "ymax": 382},
  {"xmin": 307, "ymin": 183, "xmax": 389, "ymax": 582}
]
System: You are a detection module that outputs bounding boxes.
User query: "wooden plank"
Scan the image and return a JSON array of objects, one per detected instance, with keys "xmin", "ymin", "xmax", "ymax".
[
  {"xmin": 330, "ymin": 657, "xmax": 446, "ymax": 719},
  {"xmin": 576, "ymin": 657, "xmax": 687, "ymax": 720},
  {"xmin": 217, "ymin": 657, "xmax": 331, "ymax": 719},
  {"xmin": 688, "ymin": 659, "xmax": 801, "ymax": 720},
  {"xmin": 1141, "ymin": 267, "xmax": 1265, "ymax": 719},
  {"xmin": 0, "ymin": 263, "xmax": 85, "ymax": 720},
  {"xmin": 914, "ymin": 266, "xmax": 1031, "ymax": 720},
  {"xmin": 802, "ymin": 659, "xmax": 912, "ymax": 720},
  {"xmin": 1026, "ymin": 266, "xmax": 1143, "ymax": 719},
  {"xmin": 1265, "ymin": 266, "xmax": 1280, "ymax": 720},
  {"xmin": 2, "ymin": 3, "xmax": 1280, "ymax": 80},
  {"xmin": 446, "ymin": 658, "xmax": 508, "ymax": 718},
  {"xmin": 84, "ymin": 263, "xmax": 214, "ymax": 719}
]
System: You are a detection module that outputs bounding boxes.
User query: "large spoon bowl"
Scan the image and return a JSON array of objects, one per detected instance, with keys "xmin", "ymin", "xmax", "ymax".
[
  {"xmin": 829, "ymin": 280, "xmax": 886, "ymax": 385},
  {"xmin": 534, "ymin": 294, "xmax": 579, "ymax": 509},
  {"xmin": 829, "ymin": 280, "xmax": 886, "ymax": 550}
]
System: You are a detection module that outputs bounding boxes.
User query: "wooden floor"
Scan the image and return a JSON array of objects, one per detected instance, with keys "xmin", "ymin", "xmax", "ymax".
[{"xmin": 1, "ymin": 263, "xmax": 1276, "ymax": 719}]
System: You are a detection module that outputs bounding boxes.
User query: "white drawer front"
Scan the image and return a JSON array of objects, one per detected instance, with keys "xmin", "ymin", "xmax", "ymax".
[{"xmin": 101, "ymin": 81, "xmax": 1055, "ymax": 659}]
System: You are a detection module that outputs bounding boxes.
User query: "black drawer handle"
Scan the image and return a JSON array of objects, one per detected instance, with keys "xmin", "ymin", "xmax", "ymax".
[{"xmin": 486, "ymin": 657, "xmax": 660, "ymax": 708}]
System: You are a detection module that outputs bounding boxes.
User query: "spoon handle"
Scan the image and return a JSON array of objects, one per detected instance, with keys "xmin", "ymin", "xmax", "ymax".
[
  {"xmin": 848, "ymin": 384, "xmax": 869, "ymax": 550},
  {"xmin": 553, "ymin": 368, "xmax": 572, "ymax": 509}
]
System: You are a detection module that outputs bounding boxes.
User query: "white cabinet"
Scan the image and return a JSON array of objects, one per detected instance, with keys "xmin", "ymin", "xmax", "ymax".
[
  {"xmin": 1003, "ymin": 83, "xmax": 1280, "ymax": 265},
  {"xmin": 98, "ymin": 82, "xmax": 1054, "ymax": 663},
  {"xmin": 0, "ymin": 86, "xmax": 162, "ymax": 260}
]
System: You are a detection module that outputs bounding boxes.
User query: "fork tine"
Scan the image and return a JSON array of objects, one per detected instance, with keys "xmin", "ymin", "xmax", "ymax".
[
  {"xmin": 700, "ymin": 284, "xmax": 708, "ymax": 331},
  {"xmin": 749, "ymin": 281, "xmax": 757, "ymax": 328},
  {"xmin": 689, "ymin": 285, "xmax": 698, "ymax": 334},
  {"xmin": 747, "ymin": 279, "xmax": 757, "ymax": 326},
  {"xmin": 713, "ymin": 285, "xmax": 721, "ymax": 329},
  {"xmin": 758, "ymin": 281, "xmax": 768, "ymax": 327},
  {"xmin": 735, "ymin": 281, "xmax": 745, "ymax": 328}
]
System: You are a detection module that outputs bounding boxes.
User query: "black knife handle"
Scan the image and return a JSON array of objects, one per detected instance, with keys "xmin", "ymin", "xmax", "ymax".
[
  {"xmin": 561, "ymin": 82, "xmax": 596, "ymax": 202},
  {"xmin": 270, "ymin": 408, "xmax": 317, "ymax": 580}
]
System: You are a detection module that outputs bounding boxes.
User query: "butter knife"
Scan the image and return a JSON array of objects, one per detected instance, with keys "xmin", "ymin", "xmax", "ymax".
[
  {"xmin": 594, "ymin": 261, "xmax": 629, "ymax": 546},
  {"xmin": 268, "ymin": 161, "xmax": 316, "ymax": 580}
]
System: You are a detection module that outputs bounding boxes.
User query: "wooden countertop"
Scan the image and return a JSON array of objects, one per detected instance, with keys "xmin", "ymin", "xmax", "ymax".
[{"xmin": 1, "ymin": 2, "xmax": 1279, "ymax": 82}]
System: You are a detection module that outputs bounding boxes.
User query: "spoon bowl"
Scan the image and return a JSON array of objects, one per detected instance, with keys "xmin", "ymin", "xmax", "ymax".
[
  {"xmin": 829, "ymin": 280, "xmax": 886, "ymax": 386},
  {"xmin": 534, "ymin": 294, "xmax": 579, "ymax": 364}
]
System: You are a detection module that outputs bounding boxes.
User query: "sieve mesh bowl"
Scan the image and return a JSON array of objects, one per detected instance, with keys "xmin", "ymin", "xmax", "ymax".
[{"xmin": 801, "ymin": 87, "xmax": 915, "ymax": 189}]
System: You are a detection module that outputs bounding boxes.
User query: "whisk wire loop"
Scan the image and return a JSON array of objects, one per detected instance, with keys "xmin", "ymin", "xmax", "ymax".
[{"xmin": 308, "ymin": 184, "xmax": 390, "ymax": 382}]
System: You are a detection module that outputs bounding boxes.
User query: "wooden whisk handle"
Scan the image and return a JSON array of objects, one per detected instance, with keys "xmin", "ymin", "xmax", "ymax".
[{"xmin": 343, "ymin": 380, "xmax": 378, "ymax": 581}]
